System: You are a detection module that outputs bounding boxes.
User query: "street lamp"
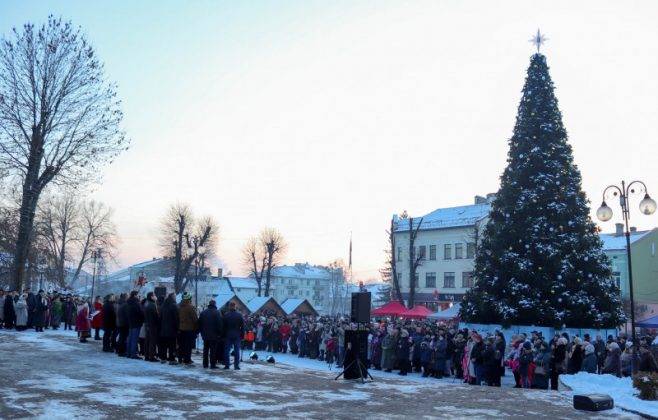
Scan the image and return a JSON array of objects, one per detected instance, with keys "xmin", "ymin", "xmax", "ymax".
[
  {"xmin": 597, "ymin": 180, "xmax": 656, "ymax": 373},
  {"xmin": 90, "ymin": 248, "xmax": 102, "ymax": 301}
]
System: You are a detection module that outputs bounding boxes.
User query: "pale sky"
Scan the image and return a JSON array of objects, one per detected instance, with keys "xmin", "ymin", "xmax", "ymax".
[{"xmin": 1, "ymin": 0, "xmax": 657, "ymax": 280}]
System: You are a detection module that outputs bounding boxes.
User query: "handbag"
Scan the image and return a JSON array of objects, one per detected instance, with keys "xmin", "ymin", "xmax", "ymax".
[{"xmin": 535, "ymin": 364, "xmax": 546, "ymax": 375}]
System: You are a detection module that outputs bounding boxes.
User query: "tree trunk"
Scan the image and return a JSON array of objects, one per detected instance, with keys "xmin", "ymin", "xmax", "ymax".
[
  {"xmin": 264, "ymin": 262, "xmax": 272, "ymax": 297},
  {"xmin": 12, "ymin": 186, "xmax": 40, "ymax": 291},
  {"xmin": 408, "ymin": 218, "xmax": 415, "ymax": 308},
  {"xmin": 389, "ymin": 219, "xmax": 403, "ymax": 304}
]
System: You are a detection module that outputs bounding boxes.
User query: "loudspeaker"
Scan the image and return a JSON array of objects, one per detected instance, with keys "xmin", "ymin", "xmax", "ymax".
[
  {"xmin": 573, "ymin": 394, "xmax": 614, "ymax": 411},
  {"xmin": 343, "ymin": 330, "xmax": 369, "ymax": 379},
  {"xmin": 350, "ymin": 292, "xmax": 371, "ymax": 323},
  {"xmin": 154, "ymin": 286, "xmax": 167, "ymax": 299}
]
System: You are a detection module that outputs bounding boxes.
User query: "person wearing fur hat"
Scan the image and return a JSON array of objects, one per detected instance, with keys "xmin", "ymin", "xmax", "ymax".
[
  {"xmin": 518, "ymin": 341, "xmax": 534, "ymax": 388},
  {"xmin": 75, "ymin": 301, "xmax": 91, "ymax": 342},
  {"xmin": 470, "ymin": 333, "xmax": 485, "ymax": 385},
  {"xmin": 396, "ymin": 328, "xmax": 412, "ymax": 376},
  {"xmin": 33, "ymin": 290, "xmax": 48, "ymax": 332},
  {"xmin": 126, "ymin": 291, "xmax": 144, "ymax": 359},
  {"xmin": 178, "ymin": 292, "xmax": 199, "ymax": 365},
  {"xmin": 581, "ymin": 343, "xmax": 598, "ymax": 373},
  {"xmin": 602, "ymin": 341, "xmax": 621, "ymax": 377}
]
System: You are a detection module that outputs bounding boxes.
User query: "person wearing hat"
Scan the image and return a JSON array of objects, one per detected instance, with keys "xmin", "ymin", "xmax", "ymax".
[
  {"xmin": 222, "ymin": 301, "xmax": 245, "ymax": 370},
  {"xmin": 33, "ymin": 290, "xmax": 48, "ymax": 332},
  {"xmin": 126, "ymin": 291, "xmax": 144, "ymax": 359},
  {"xmin": 602, "ymin": 341, "xmax": 621, "ymax": 377},
  {"xmin": 178, "ymin": 292, "xmax": 198, "ymax": 365},
  {"xmin": 581, "ymin": 343, "xmax": 597, "ymax": 374},
  {"xmin": 198, "ymin": 299, "xmax": 223, "ymax": 369},
  {"xmin": 518, "ymin": 341, "xmax": 534, "ymax": 388},
  {"xmin": 620, "ymin": 341, "xmax": 634, "ymax": 377}
]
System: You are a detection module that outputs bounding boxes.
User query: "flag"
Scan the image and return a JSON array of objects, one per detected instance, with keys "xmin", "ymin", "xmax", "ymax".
[{"xmin": 348, "ymin": 232, "xmax": 352, "ymax": 271}]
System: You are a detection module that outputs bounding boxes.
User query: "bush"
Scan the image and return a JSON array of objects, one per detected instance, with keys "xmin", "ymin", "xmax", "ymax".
[{"xmin": 633, "ymin": 372, "xmax": 658, "ymax": 400}]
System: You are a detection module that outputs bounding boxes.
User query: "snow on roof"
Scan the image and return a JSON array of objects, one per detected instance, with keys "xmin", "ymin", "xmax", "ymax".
[
  {"xmin": 227, "ymin": 277, "xmax": 259, "ymax": 289},
  {"xmin": 280, "ymin": 298, "xmax": 305, "ymax": 314},
  {"xmin": 246, "ymin": 296, "xmax": 275, "ymax": 313},
  {"xmin": 214, "ymin": 293, "xmax": 238, "ymax": 308},
  {"xmin": 395, "ymin": 203, "xmax": 490, "ymax": 232},
  {"xmin": 271, "ymin": 264, "xmax": 331, "ymax": 280},
  {"xmin": 600, "ymin": 230, "xmax": 652, "ymax": 251}
]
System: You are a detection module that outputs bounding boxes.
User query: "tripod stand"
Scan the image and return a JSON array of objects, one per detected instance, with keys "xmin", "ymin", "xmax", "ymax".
[{"xmin": 334, "ymin": 326, "xmax": 374, "ymax": 384}]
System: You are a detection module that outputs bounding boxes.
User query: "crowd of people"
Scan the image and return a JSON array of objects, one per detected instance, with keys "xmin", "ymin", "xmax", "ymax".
[{"xmin": 2, "ymin": 288, "xmax": 658, "ymax": 390}]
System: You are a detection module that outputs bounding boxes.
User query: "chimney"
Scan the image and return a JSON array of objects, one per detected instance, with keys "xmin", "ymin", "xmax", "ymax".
[
  {"xmin": 630, "ymin": 227, "xmax": 637, "ymax": 233},
  {"xmin": 474, "ymin": 195, "xmax": 486, "ymax": 204},
  {"xmin": 615, "ymin": 223, "xmax": 624, "ymax": 236}
]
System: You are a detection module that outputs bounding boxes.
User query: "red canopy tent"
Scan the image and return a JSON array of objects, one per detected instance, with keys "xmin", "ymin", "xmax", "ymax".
[
  {"xmin": 400, "ymin": 305, "xmax": 434, "ymax": 319},
  {"xmin": 371, "ymin": 301, "xmax": 407, "ymax": 317}
]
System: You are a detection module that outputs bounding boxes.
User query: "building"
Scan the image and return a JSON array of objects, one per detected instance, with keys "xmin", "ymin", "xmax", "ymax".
[
  {"xmin": 600, "ymin": 225, "xmax": 658, "ymax": 313},
  {"xmin": 394, "ymin": 194, "xmax": 493, "ymax": 310},
  {"xmin": 269, "ymin": 263, "xmax": 344, "ymax": 315},
  {"xmin": 216, "ymin": 276, "xmax": 261, "ymax": 302}
]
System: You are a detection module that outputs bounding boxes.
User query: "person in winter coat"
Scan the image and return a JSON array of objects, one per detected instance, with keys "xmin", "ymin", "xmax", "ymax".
[
  {"xmin": 620, "ymin": 342, "xmax": 634, "ymax": 377},
  {"xmin": 602, "ymin": 342, "xmax": 622, "ymax": 377},
  {"xmin": 115, "ymin": 293, "xmax": 129, "ymax": 357},
  {"xmin": 102, "ymin": 295, "xmax": 117, "ymax": 353},
  {"xmin": 420, "ymin": 336, "xmax": 432, "ymax": 377},
  {"xmin": 639, "ymin": 345, "xmax": 658, "ymax": 372},
  {"xmin": 279, "ymin": 321, "xmax": 291, "ymax": 353},
  {"xmin": 533, "ymin": 341, "xmax": 551, "ymax": 389},
  {"xmin": 178, "ymin": 293, "xmax": 198, "ymax": 365},
  {"xmin": 581, "ymin": 343, "xmax": 598, "ymax": 374},
  {"xmin": 222, "ymin": 301, "xmax": 245, "ymax": 370},
  {"xmin": 4, "ymin": 292, "xmax": 16, "ymax": 329},
  {"xmin": 567, "ymin": 337, "xmax": 583, "ymax": 374},
  {"xmin": 75, "ymin": 302, "xmax": 91, "ymax": 342},
  {"xmin": 126, "ymin": 291, "xmax": 144, "ymax": 359},
  {"xmin": 159, "ymin": 293, "xmax": 179, "ymax": 364},
  {"xmin": 412, "ymin": 327, "xmax": 424, "ymax": 373},
  {"xmin": 25, "ymin": 289, "xmax": 36, "ymax": 328},
  {"xmin": 452, "ymin": 334, "xmax": 466, "ymax": 379},
  {"xmin": 91, "ymin": 296, "xmax": 104, "ymax": 340},
  {"xmin": 370, "ymin": 331, "xmax": 383, "ymax": 370},
  {"xmin": 381, "ymin": 329, "xmax": 398, "ymax": 373},
  {"xmin": 198, "ymin": 299, "xmax": 223, "ymax": 369},
  {"xmin": 550, "ymin": 337, "xmax": 567, "ymax": 390},
  {"xmin": 397, "ymin": 329, "xmax": 412, "ymax": 376},
  {"xmin": 143, "ymin": 292, "xmax": 160, "ymax": 362},
  {"xmin": 518, "ymin": 341, "xmax": 534, "ymax": 388},
  {"xmin": 485, "ymin": 336, "xmax": 503, "ymax": 387},
  {"xmin": 433, "ymin": 334, "xmax": 448, "ymax": 379},
  {"xmin": 32, "ymin": 290, "xmax": 48, "ymax": 332},
  {"xmin": 470, "ymin": 334, "xmax": 485, "ymax": 385},
  {"xmin": 14, "ymin": 294, "xmax": 29, "ymax": 331},
  {"xmin": 594, "ymin": 335, "xmax": 606, "ymax": 373},
  {"xmin": 0, "ymin": 290, "xmax": 4, "ymax": 328},
  {"xmin": 50, "ymin": 296, "xmax": 63, "ymax": 329},
  {"xmin": 63, "ymin": 297, "xmax": 75, "ymax": 330}
]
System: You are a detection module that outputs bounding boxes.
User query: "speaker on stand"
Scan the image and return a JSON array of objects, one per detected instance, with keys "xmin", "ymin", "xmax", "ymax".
[{"xmin": 335, "ymin": 292, "xmax": 373, "ymax": 383}]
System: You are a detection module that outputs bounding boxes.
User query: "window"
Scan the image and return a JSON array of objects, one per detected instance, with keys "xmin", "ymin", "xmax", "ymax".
[
  {"xmin": 306, "ymin": 279, "xmax": 310, "ymax": 286},
  {"xmin": 429, "ymin": 245, "xmax": 436, "ymax": 260},
  {"xmin": 425, "ymin": 272, "xmax": 436, "ymax": 288},
  {"xmin": 612, "ymin": 272, "xmax": 621, "ymax": 289},
  {"xmin": 397, "ymin": 272, "xmax": 403, "ymax": 286},
  {"xmin": 444, "ymin": 272, "xmax": 455, "ymax": 288},
  {"xmin": 444, "ymin": 244, "xmax": 452, "ymax": 260},
  {"xmin": 306, "ymin": 290, "xmax": 310, "ymax": 297},
  {"xmin": 467, "ymin": 242, "xmax": 476, "ymax": 259},
  {"xmin": 462, "ymin": 272, "xmax": 474, "ymax": 288},
  {"xmin": 413, "ymin": 273, "xmax": 419, "ymax": 288},
  {"xmin": 288, "ymin": 289, "xmax": 294, "ymax": 296},
  {"xmin": 397, "ymin": 247, "xmax": 402, "ymax": 262},
  {"xmin": 455, "ymin": 243, "xmax": 463, "ymax": 259},
  {"xmin": 419, "ymin": 245, "xmax": 427, "ymax": 260}
]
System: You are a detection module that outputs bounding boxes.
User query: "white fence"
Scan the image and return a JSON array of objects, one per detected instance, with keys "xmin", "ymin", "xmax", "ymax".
[{"xmin": 459, "ymin": 322, "xmax": 619, "ymax": 343}]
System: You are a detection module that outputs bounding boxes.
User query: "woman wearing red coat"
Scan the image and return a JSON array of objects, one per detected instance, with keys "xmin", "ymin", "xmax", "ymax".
[
  {"xmin": 91, "ymin": 296, "xmax": 104, "ymax": 341},
  {"xmin": 76, "ymin": 302, "xmax": 91, "ymax": 343}
]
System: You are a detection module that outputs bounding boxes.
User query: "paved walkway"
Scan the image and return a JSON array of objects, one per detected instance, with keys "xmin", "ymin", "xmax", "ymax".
[{"xmin": 0, "ymin": 329, "xmax": 635, "ymax": 419}]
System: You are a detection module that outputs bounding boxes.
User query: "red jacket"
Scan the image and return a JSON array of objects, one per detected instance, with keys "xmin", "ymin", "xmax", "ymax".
[
  {"xmin": 76, "ymin": 306, "xmax": 91, "ymax": 332},
  {"xmin": 91, "ymin": 302, "xmax": 103, "ymax": 329},
  {"xmin": 279, "ymin": 324, "xmax": 291, "ymax": 340}
]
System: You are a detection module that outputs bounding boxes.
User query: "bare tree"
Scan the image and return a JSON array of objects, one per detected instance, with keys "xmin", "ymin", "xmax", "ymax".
[
  {"xmin": 241, "ymin": 236, "xmax": 266, "ymax": 296},
  {"xmin": 0, "ymin": 17, "xmax": 128, "ymax": 290},
  {"xmin": 407, "ymin": 217, "xmax": 423, "ymax": 308},
  {"xmin": 70, "ymin": 200, "xmax": 117, "ymax": 286},
  {"xmin": 260, "ymin": 228, "xmax": 287, "ymax": 297},
  {"xmin": 380, "ymin": 217, "xmax": 404, "ymax": 304},
  {"xmin": 327, "ymin": 259, "xmax": 346, "ymax": 315},
  {"xmin": 37, "ymin": 194, "xmax": 79, "ymax": 287},
  {"xmin": 159, "ymin": 203, "xmax": 218, "ymax": 293}
]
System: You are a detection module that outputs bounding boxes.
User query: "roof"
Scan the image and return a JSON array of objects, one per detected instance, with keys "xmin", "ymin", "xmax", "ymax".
[
  {"xmin": 395, "ymin": 203, "xmax": 490, "ymax": 232},
  {"xmin": 600, "ymin": 230, "xmax": 652, "ymax": 251},
  {"xmin": 371, "ymin": 301, "xmax": 407, "ymax": 316},
  {"xmin": 227, "ymin": 277, "xmax": 259, "ymax": 289},
  {"xmin": 400, "ymin": 305, "xmax": 434, "ymax": 319},
  {"xmin": 271, "ymin": 264, "xmax": 331, "ymax": 280},
  {"xmin": 280, "ymin": 298, "xmax": 318, "ymax": 316},
  {"xmin": 213, "ymin": 293, "xmax": 250, "ymax": 313},
  {"xmin": 246, "ymin": 296, "xmax": 284, "ymax": 314},
  {"xmin": 428, "ymin": 303, "xmax": 461, "ymax": 320},
  {"xmin": 637, "ymin": 314, "xmax": 658, "ymax": 328}
]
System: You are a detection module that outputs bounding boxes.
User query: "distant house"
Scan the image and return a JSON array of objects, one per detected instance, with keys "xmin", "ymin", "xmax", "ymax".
[
  {"xmin": 269, "ymin": 263, "xmax": 344, "ymax": 315},
  {"xmin": 213, "ymin": 293, "xmax": 250, "ymax": 315},
  {"xmin": 600, "ymin": 225, "xmax": 658, "ymax": 307}
]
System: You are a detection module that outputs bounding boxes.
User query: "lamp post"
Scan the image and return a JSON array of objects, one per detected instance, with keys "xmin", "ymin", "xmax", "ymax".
[
  {"xmin": 597, "ymin": 180, "xmax": 656, "ymax": 373},
  {"xmin": 90, "ymin": 249, "xmax": 102, "ymax": 301}
]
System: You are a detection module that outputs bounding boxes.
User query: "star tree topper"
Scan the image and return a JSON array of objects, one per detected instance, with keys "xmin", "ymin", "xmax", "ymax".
[{"xmin": 529, "ymin": 29, "xmax": 548, "ymax": 53}]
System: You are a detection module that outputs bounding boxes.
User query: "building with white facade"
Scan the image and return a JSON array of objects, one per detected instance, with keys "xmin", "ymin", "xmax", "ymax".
[
  {"xmin": 269, "ymin": 263, "xmax": 344, "ymax": 315},
  {"xmin": 394, "ymin": 194, "xmax": 494, "ymax": 310}
]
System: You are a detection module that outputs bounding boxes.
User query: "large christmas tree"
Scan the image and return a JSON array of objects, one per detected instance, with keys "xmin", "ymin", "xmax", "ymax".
[{"xmin": 460, "ymin": 52, "xmax": 625, "ymax": 328}]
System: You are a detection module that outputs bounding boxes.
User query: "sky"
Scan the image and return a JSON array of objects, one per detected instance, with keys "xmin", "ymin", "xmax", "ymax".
[{"xmin": 1, "ymin": 0, "xmax": 657, "ymax": 280}]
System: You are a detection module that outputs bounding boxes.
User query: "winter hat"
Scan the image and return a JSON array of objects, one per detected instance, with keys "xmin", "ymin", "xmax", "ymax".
[
  {"xmin": 585, "ymin": 344, "xmax": 595, "ymax": 355},
  {"xmin": 625, "ymin": 341, "xmax": 633, "ymax": 349},
  {"xmin": 557, "ymin": 337, "xmax": 568, "ymax": 346},
  {"xmin": 523, "ymin": 341, "xmax": 532, "ymax": 350},
  {"xmin": 182, "ymin": 292, "xmax": 192, "ymax": 301},
  {"xmin": 608, "ymin": 342, "xmax": 620, "ymax": 351}
]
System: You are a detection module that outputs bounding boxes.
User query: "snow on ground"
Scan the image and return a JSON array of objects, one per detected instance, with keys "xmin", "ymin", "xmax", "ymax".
[{"xmin": 561, "ymin": 372, "xmax": 658, "ymax": 418}]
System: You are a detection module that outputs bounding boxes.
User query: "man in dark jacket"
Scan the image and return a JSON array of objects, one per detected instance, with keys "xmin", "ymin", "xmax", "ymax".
[
  {"xmin": 102, "ymin": 294, "xmax": 117, "ymax": 352},
  {"xmin": 126, "ymin": 291, "xmax": 144, "ymax": 359},
  {"xmin": 199, "ymin": 300, "xmax": 223, "ymax": 369},
  {"xmin": 116, "ymin": 293, "xmax": 129, "ymax": 357},
  {"xmin": 3, "ymin": 292, "xmax": 16, "ymax": 329},
  {"xmin": 222, "ymin": 302, "xmax": 245, "ymax": 369},
  {"xmin": 144, "ymin": 292, "xmax": 160, "ymax": 362},
  {"xmin": 159, "ymin": 293, "xmax": 179, "ymax": 364},
  {"xmin": 25, "ymin": 288, "xmax": 36, "ymax": 328}
]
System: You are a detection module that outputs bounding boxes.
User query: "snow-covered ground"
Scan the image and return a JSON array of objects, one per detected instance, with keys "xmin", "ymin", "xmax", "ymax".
[{"xmin": 561, "ymin": 372, "xmax": 658, "ymax": 418}]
